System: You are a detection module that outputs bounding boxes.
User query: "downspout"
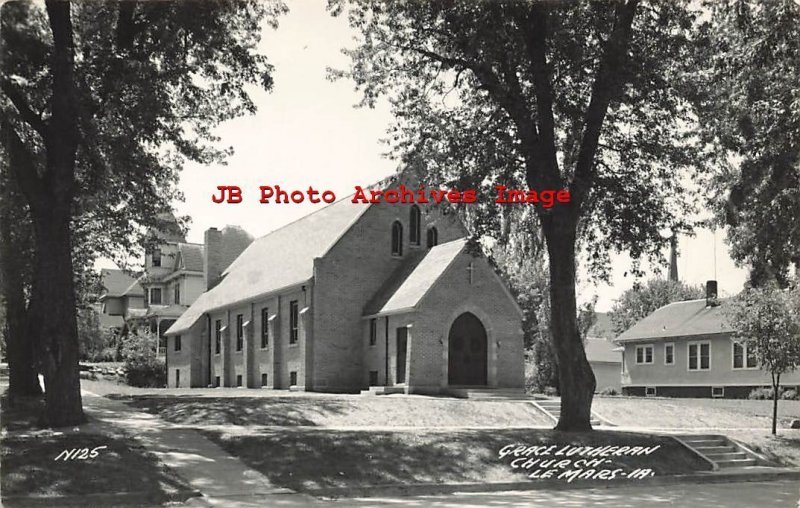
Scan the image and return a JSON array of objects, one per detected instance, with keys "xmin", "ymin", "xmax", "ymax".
[
  {"xmin": 384, "ymin": 316, "xmax": 389, "ymax": 386},
  {"xmin": 206, "ymin": 314, "xmax": 212, "ymax": 387}
]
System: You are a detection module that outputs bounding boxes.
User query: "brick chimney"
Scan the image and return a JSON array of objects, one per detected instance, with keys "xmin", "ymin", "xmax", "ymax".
[
  {"xmin": 204, "ymin": 227, "xmax": 223, "ymax": 290},
  {"xmin": 705, "ymin": 280, "xmax": 718, "ymax": 307}
]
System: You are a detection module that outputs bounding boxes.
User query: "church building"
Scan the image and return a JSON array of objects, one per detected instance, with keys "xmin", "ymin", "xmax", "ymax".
[{"xmin": 165, "ymin": 172, "xmax": 524, "ymax": 394}]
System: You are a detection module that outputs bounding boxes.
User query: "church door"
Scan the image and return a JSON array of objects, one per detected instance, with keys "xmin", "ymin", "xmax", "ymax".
[
  {"xmin": 448, "ymin": 312, "xmax": 487, "ymax": 386},
  {"xmin": 396, "ymin": 327, "xmax": 408, "ymax": 384}
]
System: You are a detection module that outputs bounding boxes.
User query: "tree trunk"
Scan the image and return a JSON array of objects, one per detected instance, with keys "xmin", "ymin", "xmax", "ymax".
[
  {"xmin": 771, "ymin": 373, "xmax": 780, "ymax": 436},
  {"xmin": 543, "ymin": 212, "xmax": 596, "ymax": 431}
]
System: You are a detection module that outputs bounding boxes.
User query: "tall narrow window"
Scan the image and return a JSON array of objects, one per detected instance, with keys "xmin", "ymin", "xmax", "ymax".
[
  {"xmin": 236, "ymin": 314, "xmax": 244, "ymax": 351},
  {"xmin": 261, "ymin": 307, "xmax": 269, "ymax": 348},
  {"xmin": 664, "ymin": 343, "xmax": 674, "ymax": 365},
  {"xmin": 174, "ymin": 284, "xmax": 180, "ymax": 305},
  {"xmin": 409, "ymin": 205, "xmax": 421, "ymax": 246},
  {"xmin": 150, "ymin": 288, "xmax": 162, "ymax": 305},
  {"xmin": 174, "ymin": 335, "xmax": 182, "ymax": 352},
  {"xmin": 369, "ymin": 318, "xmax": 377, "ymax": 346},
  {"xmin": 289, "ymin": 300, "xmax": 299, "ymax": 344},
  {"xmin": 152, "ymin": 247, "xmax": 161, "ymax": 267},
  {"xmin": 391, "ymin": 221, "xmax": 403, "ymax": 256},
  {"xmin": 215, "ymin": 319, "xmax": 221, "ymax": 354},
  {"xmin": 426, "ymin": 227, "xmax": 438, "ymax": 248}
]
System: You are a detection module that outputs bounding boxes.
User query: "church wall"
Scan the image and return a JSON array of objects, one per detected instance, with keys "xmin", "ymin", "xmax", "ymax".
[{"xmin": 313, "ymin": 199, "xmax": 468, "ymax": 392}]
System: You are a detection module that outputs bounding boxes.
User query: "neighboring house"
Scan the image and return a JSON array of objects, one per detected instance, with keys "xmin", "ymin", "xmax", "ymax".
[
  {"xmin": 585, "ymin": 312, "xmax": 622, "ymax": 393},
  {"xmin": 165, "ymin": 171, "xmax": 525, "ymax": 393},
  {"xmin": 616, "ymin": 282, "xmax": 800, "ymax": 398},
  {"xmin": 97, "ymin": 268, "xmax": 145, "ymax": 332}
]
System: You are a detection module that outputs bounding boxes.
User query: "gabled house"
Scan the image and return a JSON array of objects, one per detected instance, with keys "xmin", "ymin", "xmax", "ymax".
[
  {"xmin": 165, "ymin": 172, "xmax": 525, "ymax": 393},
  {"xmin": 97, "ymin": 268, "xmax": 145, "ymax": 331},
  {"xmin": 584, "ymin": 312, "xmax": 621, "ymax": 393},
  {"xmin": 616, "ymin": 281, "xmax": 800, "ymax": 398}
]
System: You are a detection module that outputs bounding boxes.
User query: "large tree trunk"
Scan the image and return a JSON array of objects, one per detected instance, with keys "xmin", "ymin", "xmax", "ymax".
[{"xmin": 543, "ymin": 211, "xmax": 596, "ymax": 431}]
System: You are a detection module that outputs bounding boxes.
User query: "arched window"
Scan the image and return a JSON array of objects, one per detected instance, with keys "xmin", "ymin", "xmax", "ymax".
[
  {"xmin": 391, "ymin": 221, "xmax": 403, "ymax": 256},
  {"xmin": 426, "ymin": 227, "xmax": 438, "ymax": 248},
  {"xmin": 409, "ymin": 205, "xmax": 421, "ymax": 246}
]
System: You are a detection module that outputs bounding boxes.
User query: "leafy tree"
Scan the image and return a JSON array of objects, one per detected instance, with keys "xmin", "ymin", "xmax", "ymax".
[
  {"xmin": 1, "ymin": 0, "xmax": 285, "ymax": 426},
  {"xmin": 332, "ymin": 0, "xmax": 699, "ymax": 430},
  {"xmin": 692, "ymin": 0, "xmax": 800, "ymax": 288},
  {"xmin": 609, "ymin": 279, "xmax": 705, "ymax": 335},
  {"xmin": 725, "ymin": 285, "xmax": 800, "ymax": 434}
]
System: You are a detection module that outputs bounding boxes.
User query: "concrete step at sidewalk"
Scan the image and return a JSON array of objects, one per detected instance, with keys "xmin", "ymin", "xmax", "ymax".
[
  {"xmin": 704, "ymin": 451, "xmax": 750, "ymax": 461},
  {"xmin": 694, "ymin": 445, "xmax": 737, "ymax": 454},
  {"xmin": 716, "ymin": 458, "xmax": 758, "ymax": 468}
]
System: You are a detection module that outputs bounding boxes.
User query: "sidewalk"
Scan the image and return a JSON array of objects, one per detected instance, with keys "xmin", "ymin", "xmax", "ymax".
[{"xmin": 81, "ymin": 389, "xmax": 322, "ymax": 507}]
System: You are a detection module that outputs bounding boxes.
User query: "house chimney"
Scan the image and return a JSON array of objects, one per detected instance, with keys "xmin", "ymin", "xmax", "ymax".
[
  {"xmin": 669, "ymin": 233, "xmax": 679, "ymax": 282},
  {"xmin": 705, "ymin": 280, "xmax": 718, "ymax": 307},
  {"xmin": 204, "ymin": 227, "xmax": 223, "ymax": 290}
]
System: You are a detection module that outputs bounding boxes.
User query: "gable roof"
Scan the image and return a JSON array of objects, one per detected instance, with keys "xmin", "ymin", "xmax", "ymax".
[
  {"xmin": 615, "ymin": 298, "xmax": 734, "ymax": 342},
  {"xmin": 365, "ymin": 239, "xmax": 467, "ymax": 317},
  {"xmin": 100, "ymin": 269, "xmax": 143, "ymax": 298},
  {"xmin": 585, "ymin": 337, "xmax": 621, "ymax": 364},
  {"xmin": 166, "ymin": 196, "xmax": 370, "ymax": 335},
  {"xmin": 587, "ymin": 312, "xmax": 615, "ymax": 340},
  {"xmin": 176, "ymin": 243, "xmax": 205, "ymax": 272}
]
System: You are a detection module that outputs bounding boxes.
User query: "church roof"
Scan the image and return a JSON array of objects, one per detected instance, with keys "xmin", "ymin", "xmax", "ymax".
[
  {"xmin": 365, "ymin": 238, "xmax": 467, "ymax": 317},
  {"xmin": 615, "ymin": 298, "xmax": 734, "ymax": 342},
  {"xmin": 165, "ymin": 196, "xmax": 369, "ymax": 335}
]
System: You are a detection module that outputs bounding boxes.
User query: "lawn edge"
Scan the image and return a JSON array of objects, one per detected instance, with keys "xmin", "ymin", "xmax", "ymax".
[{"xmin": 0, "ymin": 488, "xmax": 202, "ymax": 507}]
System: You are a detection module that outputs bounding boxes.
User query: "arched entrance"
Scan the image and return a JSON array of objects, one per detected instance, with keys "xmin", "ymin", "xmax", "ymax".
[{"xmin": 448, "ymin": 312, "xmax": 488, "ymax": 386}]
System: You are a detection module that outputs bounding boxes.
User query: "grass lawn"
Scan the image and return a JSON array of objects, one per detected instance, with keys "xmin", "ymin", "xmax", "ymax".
[
  {"xmin": 593, "ymin": 396, "xmax": 800, "ymax": 429},
  {"xmin": 200, "ymin": 428, "xmax": 710, "ymax": 493},
  {"xmin": 724, "ymin": 430, "xmax": 800, "ymax": 467},
  {"xmin": 120, "ymin": 395, "xmax": 552, "ymax": 428}
]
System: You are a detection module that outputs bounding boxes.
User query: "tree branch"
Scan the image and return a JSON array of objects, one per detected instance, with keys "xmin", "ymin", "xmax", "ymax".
[
  {"xmin": 0, "ymin": 80, "xmax": 48, "ymax": 138},
  {"xmin": 1, "ymin": 119, "xmax": 45, "ymax": 208}
]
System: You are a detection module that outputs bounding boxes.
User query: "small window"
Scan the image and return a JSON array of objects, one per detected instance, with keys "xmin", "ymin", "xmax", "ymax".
[
  {"xmin": 236, "ymin": 314, "xmax": 244, "ymax": 351},
  {"xmin": 369, "ymin": 370, "xmax": 379, "ymax": 386},
  {"xmin": 261, "ymin": 307, "xmax": 269, "ymax": 348},
  {"xmin": 261, "ymin": 373, "xmax": 268, "ymax": 387},
  {"xmin": 215, "ymin": 376, "xmax": 220, "ymax": 387},
  {"xmin": 214, "ymin": 319, "xmax": 221, "ymax": 355},
  {"xmin": 152, "ymin": 247, "xmax": 161, "ymax": 267},
  {"xmin": 635, "ymin": 345, "xmax": 653, "ymax": 365},
  {"xmin": 664, "ymin": 343, "xmax": 674, "ymax": 365},
  {"xmin": 409, "ymin": 205, "xmax": 421, "ymax": 246},
  {"xmin": 645, "ymin": 387, "xmax": 656, "ymax": 397},
  {"xmin": 290, "ymin": 371, "xmax": 298, "ymax": 386},
  {"xmin": 175, "ymin": 369, "xmax": 180, "ymax": 388},
  {"xmin": 712, "ymin": 386, "xmax": 724, "ymax": 398},
  {"xmin": 236, "ymin": 374, "xmax": 243, "ymax": 387},
  {"xmin": 174, "ymin": 335, "xmax": 182, "ymax": 352},
  {"xmin": 426, "ymin": 227, "xmax": 438, "ymax": 248},
  {"xmin": 391, "ymin": 221, "xmax": 403, "ymax": 256},
  {"xmin": 150, "ymin": 288, "xmax": 162, "ymax": 305},
  {"xmin": 689, "ymin": 341, "xmax": 711, "ymax": 371},
  {"xmin": 289, "ymin": 301, "xmax": 299, "ymax": 344},
  {"xmin": 174, "ymin": 284, "xmax": 180, "ymax": 305},
  {"xmin": 369, "ymin": 318, "xmax": 377, "ymax": 346}
]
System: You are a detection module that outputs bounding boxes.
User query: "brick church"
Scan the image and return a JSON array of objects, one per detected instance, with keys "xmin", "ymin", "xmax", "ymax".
[{"xmin": 165, "ymin": 172, "xmax": 524, "ymax": 394}]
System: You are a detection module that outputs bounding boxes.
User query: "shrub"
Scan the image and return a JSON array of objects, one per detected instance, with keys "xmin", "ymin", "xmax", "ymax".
[
  {"xmin": 599, "ymin": 387, "xmax": 619, "ymax": 396},
  {"xmin": 121, "ymin": 331, "xmax": 166, "ymax": 388},
  {"xmin": 781, "ymin": 389, "xmax": 798, "ymax": 401},
  {"xmin": 748, "ymin": 387, "xmax": 786, "ymax": 400},
  {"xmin": 543, "ymin": 386, "xmax": 558, "ymax": 397}
]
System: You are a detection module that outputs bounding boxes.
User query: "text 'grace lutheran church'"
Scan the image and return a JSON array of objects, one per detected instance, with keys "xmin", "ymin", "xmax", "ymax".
[{"xmin": 165, "ymin": 169, "xmax": 525, "ymax": 395}]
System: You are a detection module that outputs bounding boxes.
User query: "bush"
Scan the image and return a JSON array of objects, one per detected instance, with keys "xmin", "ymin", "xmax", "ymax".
[
  {"xmin": 747, "ymin": 387, "xmax": 795, "ymax": 400},
  {"xmin": 121, "ymin": 331, "xmax": 166, "ymax": 388},
  {"xmin": 599, "ymin": 387, "xmax": 619, "ymax": 396},
  {"xmin": 543, "ymin": 386, "xmax": 558, "ymax": 397},
  {"xmin": 781, "ymin": 389, "xmax": 798, "ymax": 401}
]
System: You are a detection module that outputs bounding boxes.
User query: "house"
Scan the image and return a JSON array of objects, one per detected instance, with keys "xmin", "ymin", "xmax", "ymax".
[
  {"xmin": 96, "ymin": 268, "xmax": 145, "ymax": 331},
  {"xmin": 585, "ymin": 312, "xmax": 621, "ymax": 393},
  {"xmin": 164, "ymin": 172, "xmax": 525, "ymax": 393},
  {"xmin": 616, "ymin": 281, "xmax": 800, "ymax": 398}
]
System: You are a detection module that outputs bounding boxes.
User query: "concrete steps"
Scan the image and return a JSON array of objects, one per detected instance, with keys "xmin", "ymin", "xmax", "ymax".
[
  {"xmin": 532, "ymin": 399, "xmax": 604, "ymax": 427},
  {"xmin": 677, "ymin": 434, "xmax": 761, "ymax": 468},
  {"xmin": 444, "ymin": 388, "xmax": 527, "ymax": 400}
]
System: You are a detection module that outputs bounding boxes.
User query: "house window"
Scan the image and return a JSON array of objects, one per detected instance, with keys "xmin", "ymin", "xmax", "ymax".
[
  {"xmin": 261, "ymin": 307, "xmax": 269, "ymax": 348},
  {"xmin": 150, "ymin": 288, "xmax": 162, "ymax": 305},
  {"xmin": 236, "ymin": 374, "xmax": 243, "ymax": 387},
  {"xmin": 426, "ymin": 227, "xmax": 438, "ymax": 248},
  {"xmin": 236, "ymin": 314, "xmax": 244, "ymax": 351},
  {"xmin": 174, "ymin": 335, "xmax": 182, "ymax": 352},
  {"xmin": 175, "ymin": 369, "xmax": 180, "ymax": 388},
  {"xmin": 712, "ymin": 386, "xmax": 725, "ymax": 398},
  {"xmin": 635, "ymin": 345, "xmax": 653, "ymax": 365},
  {"xmin": 261, "ymin": 373, "xmax": 268, "ymax": 387},
  {"xmin": 369, "ymin": 370, "xmax": 379, "ymax": 386},
  {"xmin": 664, "ymin": 343, "xmax": 674, "ymax": 365},
  {"xmin": 391, "ymin": 221, "xmax": 403, "ymax": 256},
  {"xmin": 152, "ymin": 247, "xmax": 161, "ymax": 267},
  {"xmin": 289, "ymin": 300, "xmax": 299, "ymax": 344},
  {"xmin": 215, "ymin": 319, "xmax": 221, "ymax": 354},
  {"xmin": 214, "ymin": 376, "xmax": 220, "ymax": 387},
  {"xmin": 409, "ymin": 205, "xmax": 421, "ymax": 246},
  {"xmin": 688, "ymin": 341, "xmax": 711, "ymax": 371},
  {"xmin": 645, "ymin": 387, "xmax": 656, "ymax": 397},
  {"xmin": 733, "ymin": 341, "xmax": 758, "ymax": 369},
  {"xmin": 174, "ymin": 284, "xmax": 180, "ymax": 305},
  {"xmin": 369, "ymin": 318, "xmax": 377, "ymax": 346},
  {"xmin": 290, "ymin": 371, "xmax": 298, "ymax": 386}
]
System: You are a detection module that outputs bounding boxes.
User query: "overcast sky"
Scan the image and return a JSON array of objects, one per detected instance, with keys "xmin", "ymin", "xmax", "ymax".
[{"xmin": 98, "ymin": 0, "xmax": 748, "ymax": 312}]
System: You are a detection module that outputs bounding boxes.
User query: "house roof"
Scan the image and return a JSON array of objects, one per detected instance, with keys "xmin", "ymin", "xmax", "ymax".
[
  {"xmin": 165, "ymin": 195, "xmax": 370, "ymax": 335},
  {"xmin": 100, "ymin": 269, "xmax": 143, "ymax": 298},
  {"xmin": 615, "ymin": 298, "xmax": 733, "ymax": 342},
  {"xmin": 98, "ymin": 313, "xmax": 125, "ymax": 329},
  {"xmin": 176, "ymin": 243, "xmax": 205, "ymax": 272},
  {"xmin": 364, "ymin": 238, "xmax": 467, "ymax": 317},
  {"xmin": 587, "ymin": 312, "xmax": 615, "ymax": 340},
  {"xmin": 218, "ymin": 225, "xmax": 255, "ymax": 275},
  {"xmin": 585, "ymin": 337, "xmax": 621, "ymax": 364}
]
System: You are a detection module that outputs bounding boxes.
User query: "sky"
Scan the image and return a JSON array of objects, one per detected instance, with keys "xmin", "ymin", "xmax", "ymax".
[{"xmin": 97, "ymin": 0, "xmax": 748, "ymax": 312}]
